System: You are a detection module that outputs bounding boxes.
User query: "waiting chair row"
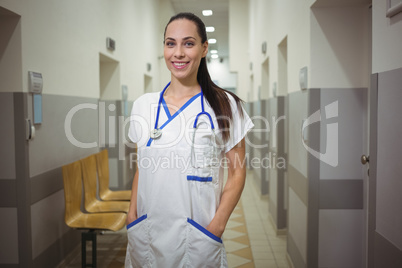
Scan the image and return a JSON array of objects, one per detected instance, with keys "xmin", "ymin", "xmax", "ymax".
[
  {"xmin": 62, "ymin": 149, "xmax": 132, "ymax": 267},
  {"xmin": 81, "ymin": 151, "xmax": 130, "ymax": 213}
]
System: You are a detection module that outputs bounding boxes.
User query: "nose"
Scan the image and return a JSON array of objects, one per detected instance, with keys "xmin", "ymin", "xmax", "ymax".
[{"xmin": 174, "ymin": 46, "xmax": 184, "ymax": 58}]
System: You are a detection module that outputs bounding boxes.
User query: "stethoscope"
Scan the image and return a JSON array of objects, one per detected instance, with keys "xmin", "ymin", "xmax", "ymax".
[{"xmin": 149, "ymin": 82, "xmax": 215, "ymax": 141}]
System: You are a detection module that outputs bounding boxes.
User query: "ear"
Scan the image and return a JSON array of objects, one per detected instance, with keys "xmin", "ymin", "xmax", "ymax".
[{"xmin": 202, "ymin": 41, "xmax": 208, "ymax": 58}]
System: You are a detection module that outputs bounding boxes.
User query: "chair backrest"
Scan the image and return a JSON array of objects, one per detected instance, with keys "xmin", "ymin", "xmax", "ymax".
[
  {"xmin": 95, "ymin": 149, "xmax": 110, "ymax": 197},
  {"xmin": 80, "ymin": 154, "xmax": 98, "ymax": 211},
  {"xmin": 62, "ymin": 160, "xmax": 83, "ymax": 227}
]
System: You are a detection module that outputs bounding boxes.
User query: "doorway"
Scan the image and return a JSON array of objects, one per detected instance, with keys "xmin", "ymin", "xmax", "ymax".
[
  {"xmin": 144, "ymin": 74, "xmax": 153, "ymax": 93},
  {"xmin": 0, "ymin": 7, "xmax": 22, "ymax": 93},
  {"xmin": 99, "ymin": 53, "xmax": 122, "ymax": 189},
  {"xmin": 261, "ymin": 58, "xmax": 270, "ymax": 99},
  {"xmin": 278, "ymin": 37, "xmax": 288, "ymax": 96}
]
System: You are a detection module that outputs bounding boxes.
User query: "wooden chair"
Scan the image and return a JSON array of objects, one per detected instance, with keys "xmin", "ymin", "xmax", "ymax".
[
  {"xmin": 95, "ymin": 149, "xmax": 131, "ymax": 201},
  {"xmin": 81, "ymin": 154, "xmax": 130, "ymax": 213},
  {"xmin": 62, "ymin": 160, "xmax": 126, "ymax": 268}
]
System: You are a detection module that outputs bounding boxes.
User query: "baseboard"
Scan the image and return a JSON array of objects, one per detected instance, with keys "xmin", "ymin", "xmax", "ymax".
[
  {"xmin": 268, "ymin": 213, "xmax": 287, "ymax": 236},
  {"xmin": 55, "ymin": 242, "xmax": 80, "ymax": 268},
  {"xmin": 287, "ymin": 252, "xmax": 295, "ymax": 268},
  {"xmin": 248, "ymin": 169, "xmax": 269, "ymax": 200}
]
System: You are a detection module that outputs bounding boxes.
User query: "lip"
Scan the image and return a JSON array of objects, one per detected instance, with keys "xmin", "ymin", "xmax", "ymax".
[{"xmin": 172, "ymin": 61, "xmax": 189, "ymax": 69}]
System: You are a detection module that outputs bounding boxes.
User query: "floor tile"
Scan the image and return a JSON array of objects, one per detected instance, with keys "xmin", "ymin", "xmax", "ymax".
[
  {"xmin": 225, "ymin": 240, "xmax": 249, "ymax": 252},
  {"xmin": 231, "ymin": 247, "xmax": 253, "ymax": 260},
  {"xmin": 227, "ymin": 253, "xmax": 252, "ymax": 267},
  {"xmin": 231, "ymin": 235, "xmax": 251, "ymax": 246}
]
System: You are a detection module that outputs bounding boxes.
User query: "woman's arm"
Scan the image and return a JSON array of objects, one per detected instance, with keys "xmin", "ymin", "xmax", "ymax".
[
  {"xmin": 126, "ymin": 165, "xmax": 139, "ymax": 225},
  {"xmin": 206, "ymin": 138, "xmax": 247, "ymax": 237}
]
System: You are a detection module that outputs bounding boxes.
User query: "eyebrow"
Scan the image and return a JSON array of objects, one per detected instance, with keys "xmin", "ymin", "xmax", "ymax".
[{"xmin": 165, "ymin": 36, "xmax": 197, "ymax": 42}]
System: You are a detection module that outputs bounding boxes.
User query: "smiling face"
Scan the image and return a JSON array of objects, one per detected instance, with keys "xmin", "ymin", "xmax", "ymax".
[{"xmin": 164, "ymin": 19, "xmax": 208, "ymax": 84}]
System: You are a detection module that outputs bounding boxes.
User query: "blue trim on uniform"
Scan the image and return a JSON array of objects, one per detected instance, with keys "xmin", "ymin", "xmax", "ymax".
[
  {"xmin": 126, "ymin": 214, "xmax": 147, "ymax": 230},
  {"xmin": 193, "ymin": 111, "xmax": 215, "ymax": 129},
  {"xmin": 162, "ymin": 97, "xmax": 172, "ymax": 119},
  {"xmin": 154, "ymin": 83, "xmax": 170, "ymax": 130},
  {"xmin": 147, "ymin": 92, "xmax": 202, "ymax": 146},
  {"xmin": 187, "ymin": 218, "xmax": 223, "ymax": 243},
  {"xmin": 187, "ymin": 175, "xmax": 213, "ymax": 182}
]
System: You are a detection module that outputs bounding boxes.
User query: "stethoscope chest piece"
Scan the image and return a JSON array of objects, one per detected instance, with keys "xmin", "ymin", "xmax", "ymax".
[{"xmin": 150, "ymin": 128, "xmax": 162, "ymax": 139}]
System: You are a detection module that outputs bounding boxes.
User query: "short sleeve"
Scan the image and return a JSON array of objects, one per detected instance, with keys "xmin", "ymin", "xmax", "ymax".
[
  {"xmin": 128, "ymin": 98, "xmax": 152, "ymax": 146},
  {"xmin": 223, "ymin": 95, "xmax": 254, "ymax": 154},
  {"xmin": 128, "ymin": 100, "xmax": 140, "ymax": 144}
]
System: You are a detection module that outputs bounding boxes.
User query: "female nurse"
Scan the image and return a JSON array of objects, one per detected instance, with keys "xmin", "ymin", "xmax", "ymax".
[{"xmin": 125, "ymin": 12, "xmax": 254, "ymax": 268}]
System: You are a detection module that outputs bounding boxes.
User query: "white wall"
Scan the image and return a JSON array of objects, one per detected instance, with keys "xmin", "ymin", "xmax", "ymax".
[
  {"xmin": 372, "ymin": 0, "xmax": 402, "ymax": 73},
  {"xmin": 310, "ymin": 6, "xmax": 369, "ymax": 88},
  {"xmin": 246, "ymin": 0, "xmax": 311, "ymax": 100},
  {"xmin": 236, "ymin": 0, "xmax": 373, "ymax": 100},
  {"xmin": 229, "ymin": 0, "xmax": 249, "ymax": 101},
  {"xmin": 158, "ymin": 0, "xmax": 176, "ymax": 90},
  {"xmin": 0, "ymin": 0, "xmax": 160, "ymax": 101},
  {"xmin": 207, "ymin": 57, "xmax": 237, "ymax": 89}
]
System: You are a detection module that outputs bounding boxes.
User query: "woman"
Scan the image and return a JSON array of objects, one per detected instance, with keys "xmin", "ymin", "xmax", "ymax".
[{"xmin": 126, "ymin": 12, "xmax": 254, "ymax": 268}]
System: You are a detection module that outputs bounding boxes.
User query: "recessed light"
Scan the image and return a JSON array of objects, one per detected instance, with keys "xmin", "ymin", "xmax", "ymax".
[
  {"xmin": 202, "ymin": 10, "xmax": 213, "ymax": 16},
  {"xmin": 211, "ymin": 54, "xmax": 219, "ymax": 59},
  {"xmin": 210, "ymin": 50, "xmax": 218, "ymax": 54},
  {"xmin": 206, "ymin": 26, "xmax": 215, "ymax": 32},
  {"xmin": 208, "ymin": 38, "xmax": 217, "ymax": 44}
]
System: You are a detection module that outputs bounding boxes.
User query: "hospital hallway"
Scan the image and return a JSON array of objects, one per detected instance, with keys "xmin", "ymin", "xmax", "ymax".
[
  {"xmin": 2, "ymin": 0, "xmax": 402, "ymax": 267},
  {"xmin": 58, "ymin": 169, "xmax": 289, "ymax": 268}
]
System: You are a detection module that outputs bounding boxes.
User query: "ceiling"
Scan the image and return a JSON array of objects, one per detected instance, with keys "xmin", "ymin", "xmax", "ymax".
[{"xmin": 169, "ymin": 0, "xmax": 229, "ymax": 59}]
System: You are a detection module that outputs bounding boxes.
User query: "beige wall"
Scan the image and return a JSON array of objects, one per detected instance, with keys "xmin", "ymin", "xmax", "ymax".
[
  {"xmin": 233, "ymin": 0, "xmax": 375, "ymax": 99},
  {"xmin": 229, "ymin": 0, "xmax": 249, "ymax": 101},
  {"xmin": 310, "ymin": 6, "xmax": 369, "ymax": 88},
  {"xmin": 158, "ymin": 0, "xmax": 176, "ymax": 90},
  {"xmin": 246, "ymin": 0, "xmax": 311, "ymax": 100},
  {"xmin": 0, "ymin": 0, "xmax": 160, "ymax": 101}
]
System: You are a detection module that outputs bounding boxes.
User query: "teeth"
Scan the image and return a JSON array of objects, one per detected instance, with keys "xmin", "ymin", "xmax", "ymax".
[{"xmin": 174, "ymin": 62, "xmax": 187, "ymax": 66}]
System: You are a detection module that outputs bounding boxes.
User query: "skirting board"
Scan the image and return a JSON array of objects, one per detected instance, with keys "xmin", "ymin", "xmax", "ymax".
[
  {"xmin": 268, "ymin": 213, "xmax": 287, "ymax": 236},
  {"xmin": 287, "ymin": 253, "xmax": 296, "ymax": 268}
]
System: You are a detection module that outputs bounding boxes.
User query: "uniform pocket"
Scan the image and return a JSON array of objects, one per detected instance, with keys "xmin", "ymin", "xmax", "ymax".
[
  {"xmin": 187, "ymin": 166, "xmax": 214, "ymax": 183},
  {"xmin": 127, "ymin": 214, "xmax": 147, "ymax": 231},
  {"xmin": 187, "ymin": 218, "xmax": 222, "ymax": 243},
  {"xmin": 185, "ymin": 218, "xmax": 227, "ymax": 268},
  {"xmin": 126, "ymin": 214, "xmax": 153, "ymax": 268}
]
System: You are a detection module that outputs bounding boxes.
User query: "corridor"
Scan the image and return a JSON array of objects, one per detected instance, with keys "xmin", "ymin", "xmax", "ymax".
[{"xmin": 1, "ymin": 0, "xmax": 402, "ymax": 267}]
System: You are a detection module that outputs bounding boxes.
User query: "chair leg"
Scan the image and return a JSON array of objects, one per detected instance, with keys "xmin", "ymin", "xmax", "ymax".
[
  {"xmin": 82, "ymin": 230, "xmax": 97, "ymax": 268},
  {"xmin": 92, "ymin": 231, "xmax": 97, "ymax": 267}
]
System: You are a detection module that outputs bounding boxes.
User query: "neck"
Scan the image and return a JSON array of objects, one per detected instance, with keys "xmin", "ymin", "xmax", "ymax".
[{"xmin": 165, "ymin": 77, "xmax": 201, "ymax": 97}]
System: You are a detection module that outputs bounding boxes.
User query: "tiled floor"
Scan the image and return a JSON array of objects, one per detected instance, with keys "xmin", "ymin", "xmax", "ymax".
[
  {"xmin": 237, "ymin": 170, "xmax": 290, "ymax": 268},
  {"xmin": 59, "ymin": 170, "xmax": 290, "ymax": 268}
]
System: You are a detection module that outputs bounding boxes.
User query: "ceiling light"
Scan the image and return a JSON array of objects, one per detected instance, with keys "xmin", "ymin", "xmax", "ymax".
[
  {"xmin": 206, "ymin": 26, "xmax": 215, "ymax": 32},
  {"xmin": 210, "ymin": 50, "xmax": 218, "ymax": 54},
  {"xmin": 202, "ymin": 10, "xmax": 213, "ymax": 16},
  {"xmin": 211, "ymin": 54, "xmax": 219, "ymax": 59},
  {"xmin": 208, "ymin": 38, "xmax": 217, "ymax": 44}
]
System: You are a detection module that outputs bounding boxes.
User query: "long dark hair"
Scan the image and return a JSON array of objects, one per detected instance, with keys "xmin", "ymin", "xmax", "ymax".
[{"xmin": 164, "ymin": 12, "xmax": 244, "ymax": 143}]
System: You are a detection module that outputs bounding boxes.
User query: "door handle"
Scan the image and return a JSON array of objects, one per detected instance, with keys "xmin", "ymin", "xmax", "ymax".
[
  {"xmin": 361, "ymin": 155, "xmax": 369, "ymax": 165},
  {"xmin": 361, "ymin": 155, "xmax": 369, "ymax": 176}
]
